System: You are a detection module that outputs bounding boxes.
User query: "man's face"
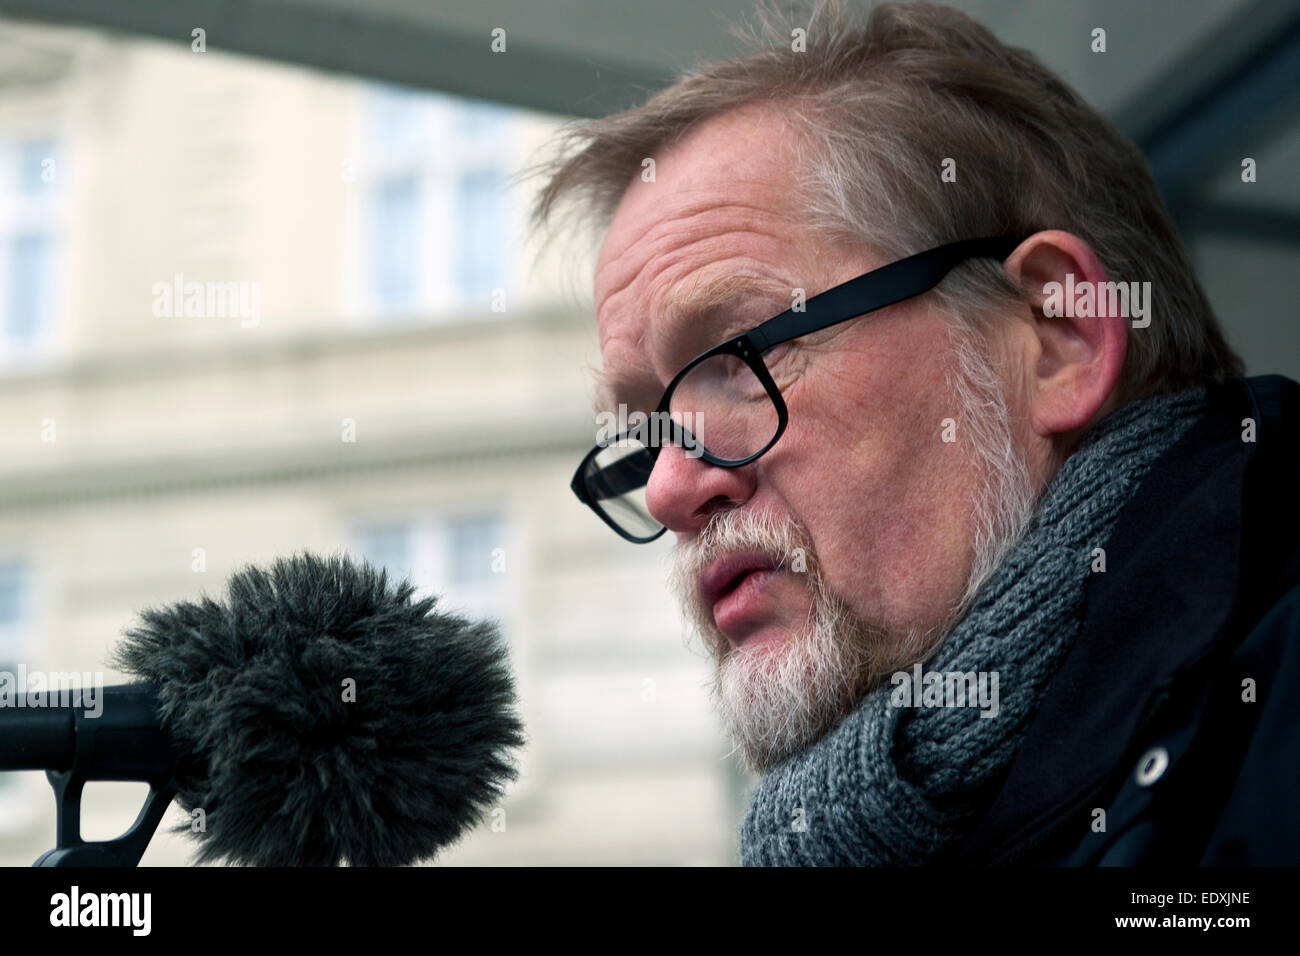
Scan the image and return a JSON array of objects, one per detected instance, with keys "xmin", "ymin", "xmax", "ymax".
[{"xmin": 592, "ymin": 105, "xmax": 1027, "ymax": 771}]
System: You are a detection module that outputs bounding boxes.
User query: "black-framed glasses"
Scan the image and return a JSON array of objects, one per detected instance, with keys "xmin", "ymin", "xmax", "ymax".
[{"xmin": 571, "ymin": 236, "xmax": 1022, "ymax": 543}]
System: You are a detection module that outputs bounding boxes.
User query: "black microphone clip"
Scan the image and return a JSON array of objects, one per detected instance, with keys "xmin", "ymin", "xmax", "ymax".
[{"xmin": 26, "ymin": 684, "xmax": 179, "ymax": 867}]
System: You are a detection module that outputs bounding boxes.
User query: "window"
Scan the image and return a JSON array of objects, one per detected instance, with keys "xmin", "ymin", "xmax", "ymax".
[
  {"xmin": 447, "ymin": 512, "xmax": 502, "ymax": 590},
  {"xmin": 455, "ymin": 167, "xmax": 508, "ymax": 303},
  {"xmin": 0, "ymin": 556, "xmax": 27, "ymax": 652},
  {"xmin": 0, "ymin": 557, "xmax": 31, "ymax": 800},
  {"xmin": 16, "ymin": 140, "xmax": 55, "ymax": 193},
  {"xmin": 352, "ymin": 512, "xmax": 509, "ymax": 627},
  {"xmin": 354, "ymin": 84, "xmax": 515, "ymax": 318},
  {"xmin": 456, "ymin": 100, "xmax": 512, "ymax": 141},
  {"xmin": 368, "ymin": 175, "xmax": 421, "ymax": 309},
  {"xmin": 0, "ymin": 138, "xmax": 61, "ymax": 360},
  {"xmin": 353, "ymin": 522, "xmax": 415, "ymax": 584},
  {"xmin": 368, "ymin": 86, "xmax": 429, "ymax": 149}
]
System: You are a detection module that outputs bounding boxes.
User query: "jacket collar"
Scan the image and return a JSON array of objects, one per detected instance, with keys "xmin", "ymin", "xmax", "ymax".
[{"xmin": 954, "ymin": 375, "xmax": 1299, "ymax": 863}]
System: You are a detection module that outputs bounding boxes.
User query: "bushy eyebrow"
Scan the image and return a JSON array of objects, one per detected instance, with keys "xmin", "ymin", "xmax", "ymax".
[{"xmin": 593, "ymin": 271, "xmax": 794, "ymax": 414}]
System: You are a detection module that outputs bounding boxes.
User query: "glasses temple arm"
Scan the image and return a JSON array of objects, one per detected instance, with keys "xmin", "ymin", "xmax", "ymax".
[{"xmin": 749, "ymin": 236, "xmax": 1019, "ymax": 352}]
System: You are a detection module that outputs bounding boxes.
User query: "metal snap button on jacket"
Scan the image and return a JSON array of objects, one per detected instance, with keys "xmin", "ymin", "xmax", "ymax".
[{"xmin": 1135, "ymin": 746, "xmax": 1169, "ymax": 787}]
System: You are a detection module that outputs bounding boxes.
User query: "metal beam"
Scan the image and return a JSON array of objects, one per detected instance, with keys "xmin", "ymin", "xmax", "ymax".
[
  {"xmin": 1115, "ymin": 0, "xmax": 1300, "ymax": 216},
  {"xmin": 1180, "ymin": 202, "xmax": 1300, "ymax": 246},
  {"xmin": 0, "ymin": 0, "xmax": 676, "ymax": 117}
]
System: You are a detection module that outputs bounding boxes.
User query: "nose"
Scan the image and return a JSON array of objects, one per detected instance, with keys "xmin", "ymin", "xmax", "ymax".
[{"xmin": 644, "ymin": 441, "xmax": 757, "ymax": 535}]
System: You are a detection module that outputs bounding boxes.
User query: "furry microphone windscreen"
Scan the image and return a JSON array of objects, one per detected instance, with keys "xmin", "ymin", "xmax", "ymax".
[{"xmin": 108, "ymin": 551, "xmax": 526, "ymax": 866}]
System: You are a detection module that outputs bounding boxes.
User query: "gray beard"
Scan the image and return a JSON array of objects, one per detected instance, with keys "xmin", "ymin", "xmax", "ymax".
[{"xmin": 668, "ymin": 330, "xmax": 1040, "ymax": 775}]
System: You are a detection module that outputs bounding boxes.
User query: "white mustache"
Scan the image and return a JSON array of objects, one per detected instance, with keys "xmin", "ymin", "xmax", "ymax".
[{"xmin": 669, "ymin": 509, "xmax": 822, "ymax": 657}]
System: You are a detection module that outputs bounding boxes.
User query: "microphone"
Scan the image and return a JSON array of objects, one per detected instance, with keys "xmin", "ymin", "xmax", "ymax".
[{"xmin": 2, "ymin": 551, "xmax": 526, "ymax": 866}]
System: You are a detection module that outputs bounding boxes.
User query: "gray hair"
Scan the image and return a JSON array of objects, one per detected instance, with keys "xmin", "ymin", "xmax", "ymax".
[{"xmin": 528, "ymin": 0, "xmax": 1243, "ymax": 401}]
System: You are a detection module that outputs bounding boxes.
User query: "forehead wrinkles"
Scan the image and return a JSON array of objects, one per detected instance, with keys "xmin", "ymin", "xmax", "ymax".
[
  {"xmin": 650, "ymin": 266, "xmax": 792, "ymax": 355},
  {"xmin": 595, "ymin": 191, "xmax": 800, "ymax": 318},
  {"xmin": 597, "ymin": 210, "xmax": 800, "ymax": 359}
]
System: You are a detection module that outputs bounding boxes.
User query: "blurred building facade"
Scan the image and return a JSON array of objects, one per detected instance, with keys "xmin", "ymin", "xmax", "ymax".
[{"xmin": 0, "ymin": 21, "xmax": 755, "ymax": 866}]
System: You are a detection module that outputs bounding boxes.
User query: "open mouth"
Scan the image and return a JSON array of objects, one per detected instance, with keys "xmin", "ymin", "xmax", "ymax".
[
  {"xmin": 699, "ymin": 552, "xmax": 780, "ymax": 614},
  {"xmin": 719, "ymin": 568, "xmax": 761, "ymax": 599}
]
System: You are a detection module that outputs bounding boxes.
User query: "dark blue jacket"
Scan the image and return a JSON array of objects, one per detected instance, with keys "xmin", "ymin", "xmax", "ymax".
[{"xmin": 954, "ymin": 374, "xmax": 1300, "ymax": 865}]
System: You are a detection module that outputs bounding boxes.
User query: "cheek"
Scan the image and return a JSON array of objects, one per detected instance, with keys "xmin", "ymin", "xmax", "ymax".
[{"xmin": 763, "ymin": 327, "xmax": 981, "ymax": 630}]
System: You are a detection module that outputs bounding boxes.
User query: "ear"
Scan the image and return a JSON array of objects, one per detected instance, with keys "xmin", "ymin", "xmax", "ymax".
[{"xmin": 1002, "ymin": 230, "xmax": 1128, "ymax": 440}]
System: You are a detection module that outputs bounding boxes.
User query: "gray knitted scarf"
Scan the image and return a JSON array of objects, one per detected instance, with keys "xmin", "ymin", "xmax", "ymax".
[{"xmin": 739, "ymin": 386, "xmax": 1207, "ymax": 866}]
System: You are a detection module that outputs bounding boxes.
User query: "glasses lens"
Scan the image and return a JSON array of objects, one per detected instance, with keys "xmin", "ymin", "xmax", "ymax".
[
  {"xmin": 668, "ymin": 351, "xmax": 779, "ymax": 462},
  {"xmin": 582, "ymin": 436, "xmax": 662, "ymax": 540}
]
